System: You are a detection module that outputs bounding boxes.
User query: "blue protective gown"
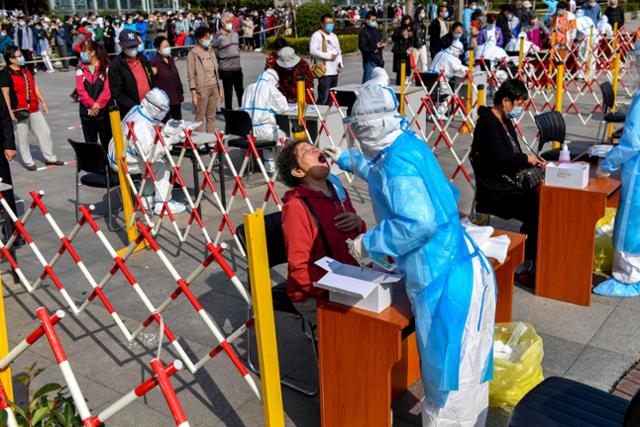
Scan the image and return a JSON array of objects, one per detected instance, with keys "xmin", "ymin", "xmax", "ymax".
[
  {"xmin": 338, "ymin": 130, "xmax": 494, "ymax": 408},
  {"xmin": 594, "ymin": 92, "xmax": 640, "ymax": 296}
]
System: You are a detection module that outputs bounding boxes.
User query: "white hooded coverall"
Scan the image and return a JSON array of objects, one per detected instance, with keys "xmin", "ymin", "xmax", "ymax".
[{"xmin": 240, "ymin": 68, "xmax": 288, "ymax": 142}]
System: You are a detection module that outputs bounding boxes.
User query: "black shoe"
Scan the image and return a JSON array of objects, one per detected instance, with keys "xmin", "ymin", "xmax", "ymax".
[
  {"xmin": 25, "ymin": 164, "xmax": 37, "ymax": 171},
  {"xmin": 515, "ymin": 269, "xmax": 536, "ymax": 288},
  {"xmin": 45, "ymin": 160, "xmax": 64, "ymax": 166},
  {"xmin": 12, "ymin": 235, "xmax": 25, "ymax": 247}
]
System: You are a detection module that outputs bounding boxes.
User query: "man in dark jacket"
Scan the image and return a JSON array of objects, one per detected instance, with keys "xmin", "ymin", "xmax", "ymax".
[
  {"xmin": 108, "ymin": 29, "xmax": 155, "ymax": 117},
  {"xmin": 604, "ymin": 0, "xmax": 625, "ymax": 30},
  {"xmin": 358, "ymin": 11, "xmax": 385, "ymax": 83},
  {"xmin": 0, "ymin": 87, "xmax": 18, "ymax": 242},
  {"xmin": 428, "ymin": 6, "xmax": 449, "ymax": 60},
  {"xmin": 496, "ymin": 4, "xmax": 514, "ymax": 47}
]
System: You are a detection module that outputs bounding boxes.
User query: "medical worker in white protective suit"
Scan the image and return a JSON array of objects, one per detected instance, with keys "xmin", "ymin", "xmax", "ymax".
[
  {"xmin": 474, "ymin": 36, "xmax": 509, "ymax": 87},
  {"xmin": 598, "ymin": 15, "xmax": 613, "ymax": 37},
  {"xmin": 428, "ymin": 41, "xmax": 468, "ymax": 118},
  {"xmin": 505, "ymin": 32, "xmax": 539, "ymax": 58},
  {"xmin": 324, "ymin": 69, "xmax": 496, "ymax": 426},
  {"xmin": 575, "ymin": 9, "xmax": 597, "ymax": 80},
  {"xmin": 108, "ymin": 88, "xmax": 186, "ymax": 215},
  {"xmin": 594, "ymin": 92, "xmax": 640, "ymax": 297},
  {"xmin": 240, "ymin": 68, "xmax": 288, "ymax": 142}
]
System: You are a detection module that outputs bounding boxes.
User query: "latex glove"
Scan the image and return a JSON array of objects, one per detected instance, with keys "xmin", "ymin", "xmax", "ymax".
[
  {"xmin": 323, "ymin": 146, "xmax": 342, "ymax": 162},
  {"xmin": 346, "ymin": 234, "xmax": 368, "ymax": 266},
  {"xmin": 596, "ymin": 166, "xmax": 611, "ymax": 179}
]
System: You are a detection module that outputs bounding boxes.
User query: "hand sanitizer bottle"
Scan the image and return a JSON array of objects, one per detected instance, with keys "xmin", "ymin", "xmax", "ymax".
[{"xmin": 558, "ymin": 142, "xmax": 571, "ymax": 164}]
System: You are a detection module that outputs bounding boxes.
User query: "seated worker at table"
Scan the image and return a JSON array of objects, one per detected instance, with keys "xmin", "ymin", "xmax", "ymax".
[
  {"xmin": 470, "ymin": 79, "xmax": 546, "ymax": 287},
  {"xmin": 278, "ymin": 140, "xmax": 365, "ymax": 326},
  {"xmin": 273, "ymin": 46, "xmax": 314, "ymax": 104},
  {"xmin": 325, "ymin": 69, "xmax": 497, "ymax": 426},
  {"xmin": 240, "ymin": 68, "xmax": 288, "ymax": 142},
  {"xmin": 594, "ymin": 91, "xmax": 640, "ymax": 297},
  {"xmin": 107, "ymin": 88, "xmax": 187, "ymax": 215}
]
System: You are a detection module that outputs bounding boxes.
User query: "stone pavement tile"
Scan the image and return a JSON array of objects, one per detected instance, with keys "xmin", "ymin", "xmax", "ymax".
[
  {"xmin": 9, "ymin": 348, "xmax": 121, "ymax": 412},
  {"xmin": 512, "ymin": 289, "xmax": 614, "ymax": 344},
  {"xmin": 617, "ymin": 295, "xmax": 640, "ymax": 311},
  {"xmin": 137, "ymin": 338, "xmax": 257, "ymax": 425},
  {"xmin": 537, "ymin": 332, "xmax": 586, "ymax": 377},
  {"xmin": 565, "ymin": 346, "xmax": 637, "ymax": 391},
  {"xmin": 589, "ymin": 306, "xmax": 640, "ymax": 356},
  {"xmin": 487, "ymin": 407, "xmax": 512, "ymax": 427},
  {"xmin": 100, "ymin": 400, "xmax": 174, "ymax": 427}
]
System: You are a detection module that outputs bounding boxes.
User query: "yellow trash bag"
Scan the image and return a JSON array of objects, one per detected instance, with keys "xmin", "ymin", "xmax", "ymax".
[
  {"xmin": 594, "ymin": 208, "xmax": 617, "ymax": 273},
  {"xmin": 489, "ymin": 322, "xmax": 544, "ymax": 408}
]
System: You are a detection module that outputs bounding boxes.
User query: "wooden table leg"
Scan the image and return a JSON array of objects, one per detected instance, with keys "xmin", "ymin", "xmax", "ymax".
[
  {"xmin": 318, "ymin": 305, "xmax": 401, "ymax": 427},
  {"xmin": 494, "ymin": 241, "xmax": 525, "ymax": 323}
]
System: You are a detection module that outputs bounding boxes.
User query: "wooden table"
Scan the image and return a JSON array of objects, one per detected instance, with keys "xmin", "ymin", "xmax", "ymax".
[
  {"xmin": 317, "ymin": 230, "xmax": 526, "ymax": 427},
  {"xmin": 535, "ymin": 178, "xmax": 621, "ymax": 306}
]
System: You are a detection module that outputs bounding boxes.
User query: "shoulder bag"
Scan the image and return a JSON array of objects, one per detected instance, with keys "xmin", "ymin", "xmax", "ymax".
[
  {"xmin": 300, "ymin": 197, "xmax": 333, "ymax": 258},
  {"xmin": 13, "ymin": 69, "xmax": 31, "ymax": 122},
  {"xmin": 310, "ymin": 33, "xmax": 327, "ymax": 79},
  {"xmin": 499, "ymin": 119, "xmax": 544, "ymax": 192}
]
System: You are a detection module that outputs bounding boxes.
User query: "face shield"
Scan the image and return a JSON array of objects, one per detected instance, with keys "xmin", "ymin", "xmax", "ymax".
[
  {"xmin": 344, "ymin": 83, "xmax": 407, "ymax": 162},
  {"xmin": 141, "ymin": 88, "xmax": 170, "ymax": 121}
]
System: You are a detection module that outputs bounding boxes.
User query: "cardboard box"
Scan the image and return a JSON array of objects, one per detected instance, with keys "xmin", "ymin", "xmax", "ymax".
[
  {"xmin": 313, "ymin": 257, "xmax": 403, "ymax": 314},
  {"xmin": 545, "ymin": 162, "xmax": 590, "ymax": 189}
]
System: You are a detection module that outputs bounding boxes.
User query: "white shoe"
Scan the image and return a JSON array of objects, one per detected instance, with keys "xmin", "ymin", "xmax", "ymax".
[{"xmin": 154, "ymin": 200, "xmax": 186, "ymax": 215}]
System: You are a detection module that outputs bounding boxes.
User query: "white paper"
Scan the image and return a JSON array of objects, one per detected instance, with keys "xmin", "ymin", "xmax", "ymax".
[{"xmin": 313, "ymin": 257, "xmax": 402, "ymax": 298}]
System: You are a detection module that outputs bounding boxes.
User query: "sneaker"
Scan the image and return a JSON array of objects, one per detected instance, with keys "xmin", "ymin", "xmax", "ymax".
[{"xmin": 154, "ymin": 200, "xmax": 186, "ymax": 215}]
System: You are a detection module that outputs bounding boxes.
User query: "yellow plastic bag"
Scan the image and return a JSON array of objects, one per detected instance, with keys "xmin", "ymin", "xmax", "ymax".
[
  {"xmin": 594, "ymin": 208, "xmax": 617, "ymax": 273},
  {"xmin": 489, "ymin": 322, "xmax": 544, "ymax": 408}
]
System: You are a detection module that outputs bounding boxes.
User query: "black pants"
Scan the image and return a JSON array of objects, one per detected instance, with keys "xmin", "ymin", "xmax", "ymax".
[
  {"xmin": 81, "ymin": 117, "xmax": 113, "ymax": 153},
  {"xmin": 219, "ymin": 69, "xmax": 244, "ymax": 110},
  {"xmin": 0, "ymin": 155, "xmax": 17, "ymax": 238},
  {"xmin": 168, "ymin": 104, "xmax": 182, "ymax": 121},
  {"xmin": 316, "ymin": 74, "xmax": 339, "ymax": 105}
]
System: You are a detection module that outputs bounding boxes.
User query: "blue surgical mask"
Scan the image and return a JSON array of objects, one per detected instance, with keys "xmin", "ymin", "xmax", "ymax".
[
  {"xmin": 508, "ymin": 106, "xmax": 523, "ymax": 119},
  {"xmin": 138, "ymin": 43, "xmax": 144, "ymax": 53},
  {"xmin": 325, "ymin": 22, "xmax": 335, "ymax": 33},
  {"xmin": 80, "ymin": 51, "xmax": 91, "ymax": 63},
  {"xmin": 444, "ymin": 11, "xmax": 450, "ymax": 18},
  {"xmin": 453, "ymin": 33, "xmax": 462, "ymax": 40},
  {"xmin": 369, "ymin": 21, "xmax": 378, "ymax": 28},
  {"xmin": 201, "ymin": 39, "xmax": 211, "ymax": 48},
  {"xmin": 487, "ymin": 23, "xmax": 495, "ymax": 29}
]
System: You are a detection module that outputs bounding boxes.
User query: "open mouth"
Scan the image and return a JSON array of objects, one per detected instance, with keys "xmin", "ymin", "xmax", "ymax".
[{"xmin": 319, "ymin": 153, "xmax": 328, "ymax": 163}]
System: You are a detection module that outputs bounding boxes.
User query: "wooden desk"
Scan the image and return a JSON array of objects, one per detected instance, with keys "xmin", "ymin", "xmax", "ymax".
[
  {"xmin": 535, "ymin": 178, "xmax": 621, "ymax": 306},
  {"xmin": 317, "ymin": 230, "xmax": 526, "ymax": 427}
]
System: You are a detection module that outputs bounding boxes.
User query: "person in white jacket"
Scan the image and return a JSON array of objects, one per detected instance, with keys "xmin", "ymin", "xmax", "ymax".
[
  {"xmin": 108, "ymin": 88, "xmax": 186, "ymax": 215},
  {"xmin": 241, "ymin": 68, "xmax": 289, "ymax": 142},
  {"xmin": 474, "ymin": 36, "xmax": 509, "ymax": 87},
  {"xmin": 597, "ymin": 15, "xmax": 613, "ymax": 37},
  {"xmin": 310, "ymin": 13, "xmax": 343, "ymax": 105},
  {"xmin": 428, "ymin": 41, "xmax": 468, "ymax": 117}
]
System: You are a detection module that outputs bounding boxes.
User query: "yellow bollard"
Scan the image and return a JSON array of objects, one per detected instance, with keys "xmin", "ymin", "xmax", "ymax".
[
  {"xmin": 613, "ymin": 22, "xmax": 619, "ymax": 50},
  {"xmin": 461, "ymin": 50, "xmax": 475, "ymax": 133},
  {"xmin": 547, "ymin": 32, "xmax": 556, "ymax": 92},
  {"xmin": 476, "ymin": 84, "xmax": 485, "ymax": 119},
  {"xmin": 109, "ymin": 108, "xmax": 145, "ymax": 256},
  {"xmin": 607, "ymin": 53, "xmax": 622, "ymax": 138},
  {"xmin": 554, "ymin": 61, "xmax": 565, "ymax": 149},
  {"xmin": 518, "ymin": 36, "xmax": 525, "ymax": 71},
  {"xmin": 585, "ymin": 26, "xmax": 594, "ymax": 77},
  {"xmin": 399, "ymin": 60, "xmax": 406, "ymax": 116},
  {"xmin": 0, "ymin": 275, "xmax": 13, "ymax": 401},
  {"xmin": 291, "ymin": 76, "xmax": 307, "ymax": 142},
  {"xmin": 244, "ymin": 210, "xmax": 285, "ymax": 427}
]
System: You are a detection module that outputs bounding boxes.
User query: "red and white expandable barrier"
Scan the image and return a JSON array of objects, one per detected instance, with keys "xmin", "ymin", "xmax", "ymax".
[
  {"xmin": 150, "ymin": 358, "xmax": 190, "ymax": 427},
  {"xmin": 0, "ymin": 378, "xmax": 17, "ymax": 427}
]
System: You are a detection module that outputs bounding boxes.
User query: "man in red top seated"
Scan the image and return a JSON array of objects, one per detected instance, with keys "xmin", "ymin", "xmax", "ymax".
[{"xmin": 278, "ymin": 141, "xmax": 365, "ymax": 326}]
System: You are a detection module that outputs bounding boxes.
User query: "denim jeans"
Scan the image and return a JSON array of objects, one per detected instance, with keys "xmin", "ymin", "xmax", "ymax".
[
  {"xmin": 316, "ymin": 74, "xmax": 339, "ymax": 105},
  {"xmin": 362, "ymin": 61, "xmax": 378, "ymax": 84}
]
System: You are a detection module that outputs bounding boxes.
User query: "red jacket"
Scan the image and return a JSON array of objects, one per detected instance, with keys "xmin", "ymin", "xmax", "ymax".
[{"xmin": 281, "ymin": 181, "xmax": 363, "ymax": 303}]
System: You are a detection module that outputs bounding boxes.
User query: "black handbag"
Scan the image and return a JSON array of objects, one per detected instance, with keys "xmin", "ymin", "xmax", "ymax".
[
  {"xmin": 503, "ymin": 166, "xmax": 545, "ymax": 192},
  {"xmin": 13, "ymin": 109, "xmax": 29, "ymax": 121}
]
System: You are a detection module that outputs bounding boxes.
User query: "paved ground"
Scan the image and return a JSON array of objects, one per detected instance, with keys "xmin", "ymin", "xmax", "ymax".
[{"xmin": 1, "ymin": 31, "xmax": 640, "ymax": 426}]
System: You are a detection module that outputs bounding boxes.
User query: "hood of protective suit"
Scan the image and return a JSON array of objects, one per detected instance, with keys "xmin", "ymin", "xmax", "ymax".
[
  {"xmin": 447, "ymin": 40, "xmax": 464, "ymax": 57},
  {"xmin": 141, "ymin": 88, "xmax": 170, "ymax": 121},
  {"xmin": 600, "ymin": 15, "xmax": 609, "ymax": 23},
  {"xmin": 349, "ymin": 80, "xmax": 405, "ymax": 160},
  {"xmin": 367, "ymin": 67, "xmax": 390, "ymax": 86},
  {"xmin": 260, "ymin": 68, "xmax": 279, "ymax": 86}
]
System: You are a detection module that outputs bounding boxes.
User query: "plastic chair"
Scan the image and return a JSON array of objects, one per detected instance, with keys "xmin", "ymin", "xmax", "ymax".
[
  {"xmin": 68, "ymin": 139, "xmax": 119, "ymax": 230},
  {"xmin": 236, "ymin": 212, "xmax": 319, "ymax": 396},
  {"xmin": 509, "ymin": 376, "xmax": 640, "ymax": 427},
  {"xmin": 598, "ymin": 82, "xmax": 627, "ymax": 141},
  {"xmin": 534, "ymin": 111, "xmax": 593, "ymax": 162}
]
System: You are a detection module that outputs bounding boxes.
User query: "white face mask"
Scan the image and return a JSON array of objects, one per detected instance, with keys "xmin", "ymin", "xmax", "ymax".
[
  {"xmin": 160, "ymin": 46, "xmax": 171, "ymax": 56},
  {"xmin": 225, "ymin": 23, "xmax": 233, "ymax": 31},
  {"xmin": 124, "ymin": 47, "xmax": 138, "ymax": 58}
]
